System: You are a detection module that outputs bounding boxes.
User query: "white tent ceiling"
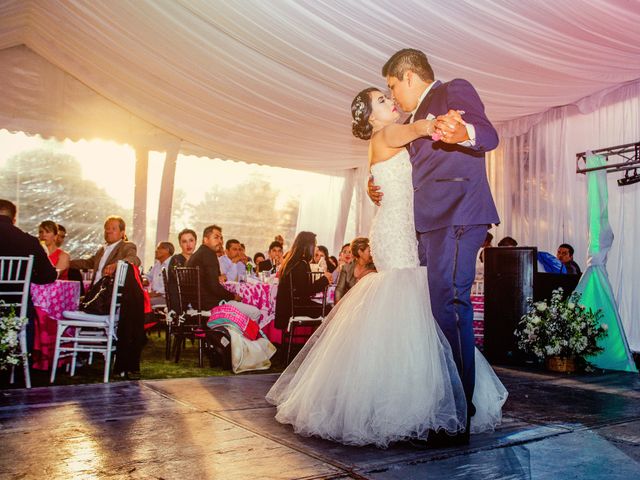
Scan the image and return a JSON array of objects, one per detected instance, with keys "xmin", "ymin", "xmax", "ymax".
[{"xmin": 1, "ymin": 0, "xmax": 640, "ymax": 171}]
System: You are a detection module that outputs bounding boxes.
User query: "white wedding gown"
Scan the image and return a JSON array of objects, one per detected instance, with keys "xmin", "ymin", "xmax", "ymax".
[{"xmin": 266, "ymin": 150, "xmax": 507, "ymax": 447}]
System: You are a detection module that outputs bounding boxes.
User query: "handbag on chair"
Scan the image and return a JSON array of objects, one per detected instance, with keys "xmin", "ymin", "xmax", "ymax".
[{"xmin": 80, "ymin": 275, "xmax": 114, "ymax": 315}]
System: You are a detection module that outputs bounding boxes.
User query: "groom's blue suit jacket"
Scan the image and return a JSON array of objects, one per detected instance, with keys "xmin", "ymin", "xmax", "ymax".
[{"xmin": 409, "ymin": 79, "xmax": 500, "ymax": 233}]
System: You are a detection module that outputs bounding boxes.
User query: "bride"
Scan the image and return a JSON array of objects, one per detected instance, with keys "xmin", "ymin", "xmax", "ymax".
[{"xmin": 266, "ymin": 88, "xmax": 507, "ymax": 448}]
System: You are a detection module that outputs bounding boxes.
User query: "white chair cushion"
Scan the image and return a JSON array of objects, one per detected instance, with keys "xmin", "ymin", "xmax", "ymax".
[{"xmin": 62, "ymin": 310, "xmax": 110, "ymax": 322}]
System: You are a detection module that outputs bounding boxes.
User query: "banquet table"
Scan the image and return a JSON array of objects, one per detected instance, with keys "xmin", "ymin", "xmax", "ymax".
[
  {"xmin": 223, "ymin": 279, "xmax": 335, "ymax": 344},
  {"xmin": 31, "ymin": 280, "xmax": 81, "ymax": 370},
  {"xmin": 471, "ymin": 279, "xmax": 485, "ymax": 348}
]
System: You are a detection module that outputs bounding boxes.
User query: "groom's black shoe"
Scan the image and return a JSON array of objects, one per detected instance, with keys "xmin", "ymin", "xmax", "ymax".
[
  {"xmin": 425, "ymin": 409, "xmax": 472, "ymax": 449},
  {"xmin": 405, "ymin": 438, "xmax": 430, "ymax": 449},
  {"xmin": 426, "ymin": 429, "xmax": 470, "ymax": 448}
]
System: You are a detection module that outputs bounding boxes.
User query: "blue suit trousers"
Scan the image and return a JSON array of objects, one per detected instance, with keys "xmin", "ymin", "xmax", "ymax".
[{"xmin": 418, "ymin": 225, "xmax": 487, "ymax": 409}]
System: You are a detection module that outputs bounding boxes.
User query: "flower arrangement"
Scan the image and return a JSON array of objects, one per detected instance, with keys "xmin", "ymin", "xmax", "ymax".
[
  {"xmin": 0, "ymin": 303, "xmax": 28, "ymax": 371},
  {"xmin": 516, "ymin": 288, "xmax": 608, "ymax": 362}
]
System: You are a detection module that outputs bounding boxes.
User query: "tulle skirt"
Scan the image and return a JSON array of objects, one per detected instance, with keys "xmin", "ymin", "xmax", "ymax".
[{"xmin": 266, "ymin": 267, "xmax": 507, "ymax": 447}]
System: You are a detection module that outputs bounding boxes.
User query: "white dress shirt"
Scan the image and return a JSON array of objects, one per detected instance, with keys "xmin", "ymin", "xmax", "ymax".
[
  {"xmin": 146, "ymin": 256, "xmax": 172, "ymax": 294},
  {"xmin": 219, "ymin": 255, "xmax": 246, "ymax": 282},
  {"xmin": 94, "ymin": 239, "xmax": 122, "ymax": 283}
]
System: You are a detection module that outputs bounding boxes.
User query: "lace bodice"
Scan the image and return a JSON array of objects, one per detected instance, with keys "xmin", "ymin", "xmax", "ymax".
[{"xmin": 369, "ymin": 150, "xmax": 419, "ymax": 272}]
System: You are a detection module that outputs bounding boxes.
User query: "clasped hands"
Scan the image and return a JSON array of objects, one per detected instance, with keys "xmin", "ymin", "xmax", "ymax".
[
  {"xmin": 367, "ymin": 110, "xmax": 467, "ymax": 205},
  {"xmin": 432, "ymin": 109, "xmax": 467, "ymax": 144}
]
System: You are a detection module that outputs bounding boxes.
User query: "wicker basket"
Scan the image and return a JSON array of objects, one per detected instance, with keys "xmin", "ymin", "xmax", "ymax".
[{"xmin": 545, "ymin": 355, "xmax": 577, "ymax": 373}]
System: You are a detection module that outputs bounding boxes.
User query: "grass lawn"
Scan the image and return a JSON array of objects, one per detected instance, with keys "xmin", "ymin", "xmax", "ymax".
[{"xmin": 1, "ymin": 328, "xmax": 286, "ymax": 389}]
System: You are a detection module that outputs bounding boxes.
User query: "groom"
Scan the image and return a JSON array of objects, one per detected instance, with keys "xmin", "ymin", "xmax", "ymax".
[{"xmin": 370, "ymin": 49, "xmax": 499, "ymax": 444}]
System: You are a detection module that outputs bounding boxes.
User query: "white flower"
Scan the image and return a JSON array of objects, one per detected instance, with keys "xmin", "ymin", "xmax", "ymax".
[
  {"xmin": 536, "ymin": 303, "xmax": 548, "ymax": 312},
  {"xmin": 567, "ymin": 302, "xmax": 575, "ymax": 309},
  {"xmin": 601, "ymin": 323, "xmax": 609, "ymax": 331}
]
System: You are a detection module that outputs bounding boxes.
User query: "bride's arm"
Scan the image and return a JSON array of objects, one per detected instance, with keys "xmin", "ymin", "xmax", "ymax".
[{"xmin": 378, "ymin": 119, "xmax": 436, "ymax": 148}]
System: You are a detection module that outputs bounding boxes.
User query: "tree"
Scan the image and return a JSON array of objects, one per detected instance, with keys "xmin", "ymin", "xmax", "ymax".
[
  {"xmin": 172, "ymin": 174, "xmax": 298, "ymax": 256},
  {"xmin": 0, "ymin": 148, "xmax": 131, "ymax": 257}
]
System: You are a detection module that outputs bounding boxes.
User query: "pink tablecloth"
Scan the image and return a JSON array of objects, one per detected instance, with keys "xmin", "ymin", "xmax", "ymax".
[
  {"xmin": 224, "ymin": 281, "xmax": 277, "ymax": 328},
  {"xmin": 471, "ymin": 294, "xmax": 484, "ymax": 348},
  {"xmin": 31, "ymin": 280, "xmax": 81, "ymax": 370}
]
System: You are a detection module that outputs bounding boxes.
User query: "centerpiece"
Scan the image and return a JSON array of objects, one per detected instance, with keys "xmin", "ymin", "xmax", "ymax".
[{"xmin": 515, "ymin": 288, "xmax": 608, "ymax": 372}]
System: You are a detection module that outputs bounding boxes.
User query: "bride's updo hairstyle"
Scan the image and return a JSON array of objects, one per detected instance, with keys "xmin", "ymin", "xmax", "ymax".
[{"xmin": 351, "ymin": 87, "xmax": 379, "ymax": 140}]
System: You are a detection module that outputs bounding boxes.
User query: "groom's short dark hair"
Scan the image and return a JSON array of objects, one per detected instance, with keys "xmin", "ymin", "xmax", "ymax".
[{"xmin": 382, "ymin": 49, "xmax": 434, "ymax": 82}]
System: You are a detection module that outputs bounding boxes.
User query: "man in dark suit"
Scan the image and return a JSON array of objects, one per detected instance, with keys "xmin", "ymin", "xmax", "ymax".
[
  {"xmin": 187, "ymin": 225, "xmax": 240, "ymax": 310},
  {"xmin": 0, "ymin": 199, "xmax": 58, "ymax": 349},
  {"xmin": 258, "ymin": 240, "xmax": 283, "ymax": 274},
  {"xmin": 70, "ymin": 215, "xmax": 141, "ymax": 285},
  {"xmin": 0, "ymin": 199, "xmax": 58, "ymax": 285},
  {"xmin": 370, "ymin": 49, "xmax": 500, "ymax": 444}
]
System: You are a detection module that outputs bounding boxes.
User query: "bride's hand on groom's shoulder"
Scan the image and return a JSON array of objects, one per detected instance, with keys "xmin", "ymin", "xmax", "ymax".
[{"xmin": 367, "ymin": 176, "xmax": 383, "ymax": 206}]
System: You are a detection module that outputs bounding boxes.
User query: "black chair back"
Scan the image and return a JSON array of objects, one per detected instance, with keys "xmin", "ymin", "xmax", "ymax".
[
  {"xmin": 289, "ymin": 271, "xmax": 328, "ymax": 317},
  {"xmin": 174, "ymin": 266, "xmax": 201, "ymax": 314},
  {"xmin": 172, "ymin": 266, "xmax": 205, "ymax": 366}
]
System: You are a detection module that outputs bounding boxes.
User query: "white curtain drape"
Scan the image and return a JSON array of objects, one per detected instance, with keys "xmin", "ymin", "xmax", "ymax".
[
  {"xmin": 489, "ymin": 79, "xmax": 640, "ymax": 350},
  {"xmin": 296, "ymin": 170, "xmax": 352, "ymax": 255},
  {"xmin": 2, "ymin": 1, "xmax": 640, "ymax": 170}
]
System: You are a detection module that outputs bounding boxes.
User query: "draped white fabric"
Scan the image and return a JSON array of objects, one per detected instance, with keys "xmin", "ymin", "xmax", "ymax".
[{"xmin": 488, "ymin": 79, "xmax": 640, "ymax": 350}]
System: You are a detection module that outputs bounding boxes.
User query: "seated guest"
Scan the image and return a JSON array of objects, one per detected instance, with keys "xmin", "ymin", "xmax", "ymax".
[
  {"xmin": 1, "ymin": 200, "xmax": 58, "ymax": 285},
  {"xmin": 475, "ymin": 231, "xmax": 494, "ymax": 281},
  {"xmin": 219, "ymin": 239, "xmax": 246, "ymax": 282},
  {"xmin": 332, "ymin": 243, "xmax": 353, "ymax": 283},
  {"xmin": 167, "ymin": 228, "xmax": 197, "ymax": 310},
  {"xmin": 258, "ymin": 240, "xmax": 283, "ymax": 274},
  {"xmin": 57, "ymin": 223, "xmax": 83, "ymax": 289},
  {"xmin": 70, "ymin": 215, "xmax": 141, "ymax": 285},
  {"xmin": 497, "ymin": 236, "xmax": 518, "ymax": 247},
  {"xmin": 312, "ymin": 245, "xmax": 333, "ymax": 272},
  {"xmin": 38, "ymin": 220, "xmax": 70, "ymax": 280},
  {"xmin": 328, "ymin": 255, "xmax": 338, "ymax": 272},
  {"xmin": 335, "ymin": 237, "xmax": 376, "ymax": 303},
  {"xmin": 0, "ymin": 199, "xmax": 57, "ymax": 350},
  {"xmin": 557, "ymin": 243, "xmax": 582, "ymax": 275},
  {"xmin": 478, "ymin": 231, "xmax": 493, "ymax": 264},
  {"xmin": 275, "ymin": 231, "xmax": 333, "ymax": 330},
  {"xmin": 253, "ymin": 252, "xmax": 266, "ymax": 271},
  {"xmin": 55, "ymin": 224, "xmax": 67, "ymax": 248},
  {"xmin": 240, "ymin": 243, "xmax": 255, "ymax": 274},
  {"xmin": 144, "ymin": 241, "xmax": 174, "ymax": 307},
  {"xmin": 169, "ymin": 228, "xmax": 197, "ymax": 269},
  {"xmin": 187, "ymin": 225, "xmax": 261, "ymax": 320}
]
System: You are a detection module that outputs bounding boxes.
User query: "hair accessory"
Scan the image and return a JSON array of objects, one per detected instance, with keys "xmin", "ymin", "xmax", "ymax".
[{"xmin": 352, "ymin": 97, "xmax": 366, "ymax": 124}]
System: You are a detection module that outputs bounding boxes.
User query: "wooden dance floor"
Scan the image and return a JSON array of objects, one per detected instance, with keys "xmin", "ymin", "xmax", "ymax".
[{"xmin": 1, "ymin": 367, "xmax": 639, "ymax": 479}]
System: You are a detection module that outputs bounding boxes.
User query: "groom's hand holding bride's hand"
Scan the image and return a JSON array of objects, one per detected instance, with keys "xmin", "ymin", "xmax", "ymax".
[
  {"xmin": 434, "ymin": 109, "xmax": 468, "ymax": 144},
  {"xmin": 368, "ymin": 176, "xmax": 383, "ymax": 206}
]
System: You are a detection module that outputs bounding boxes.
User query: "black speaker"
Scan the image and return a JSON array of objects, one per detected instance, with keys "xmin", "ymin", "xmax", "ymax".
[
  {"xmin": 484, "ymin": 247, "xmax": 537, "ymax": 365},
  {"xmin": 533, "ymin": 273, "xmax": 581, "ymax": 302}
]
